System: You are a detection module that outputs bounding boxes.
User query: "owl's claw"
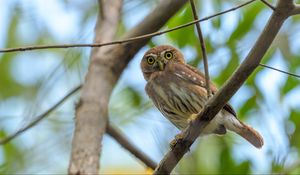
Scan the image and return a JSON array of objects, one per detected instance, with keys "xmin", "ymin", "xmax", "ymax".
[{"xmin": 169, "ymin": 132, "xmax": 185, "ymax": 150}]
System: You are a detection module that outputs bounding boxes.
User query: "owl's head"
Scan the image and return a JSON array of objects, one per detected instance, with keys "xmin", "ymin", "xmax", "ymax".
[{"xmin": 140, "ymin": 45, "xmax": 185, "ymax": 81}]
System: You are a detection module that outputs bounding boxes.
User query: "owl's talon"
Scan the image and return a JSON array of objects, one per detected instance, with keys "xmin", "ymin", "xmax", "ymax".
[{"xmin": 169, "ymin": 133, "xmax": 185, "ymax": 150}]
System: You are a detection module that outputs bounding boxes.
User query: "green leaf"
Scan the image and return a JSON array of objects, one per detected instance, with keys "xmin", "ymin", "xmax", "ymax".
[
  {"xmin": 281, "ymin": 76, "xmax": 299, "ymax": 95},
  {"xmin": 0, "ymin": 131, "xmax": 25, "ymax": 173},
  {"xmin": 166, "ymin": 4, "xmax": 196, "ymax": 47},
  {"xmin": 228, "ymin": 2, "xmax": 264, "ymax": 44},
  {"xmin": 238, "ymin": 95, "xmax": 257, "ymax": 118},
  {"xmin": 289, "ymin": 110, "xmax": 300, "ymax": 149}
]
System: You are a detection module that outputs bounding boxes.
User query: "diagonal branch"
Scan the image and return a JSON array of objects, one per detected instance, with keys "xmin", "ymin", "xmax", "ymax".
[
  {"xmin": 260, "ymin": 0, "xmax": 276, "ymax": 10},
  {"xmin": 106, "ymin": 124, "xmax": 157, "ymax": 170},
  {"xmin": 259, "ymin": 63, "xmax": 300, "ymax": 78},
  {"xmin": 0, "ymin": 85, "xmax": 82, "ymax": 145},
  {"xmin": 0, "ymin": 0, "xmax": 256, "ymax": 53},
  {"xmin": 153, "ymin": 0, "xmax": 295, "ymax": 174},
  {"xmin": 189, "ymin": 0, "xmax": 211, "ymax": 97},
  {"xmin": 0, "ymin": 83, "xmax": 157, "ymax": 171}
]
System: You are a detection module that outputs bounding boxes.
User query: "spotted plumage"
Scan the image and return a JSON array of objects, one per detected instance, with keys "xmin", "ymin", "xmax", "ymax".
[{"xmin": 140, "ymin": 45, "xmax": 264, "ymax": 148}]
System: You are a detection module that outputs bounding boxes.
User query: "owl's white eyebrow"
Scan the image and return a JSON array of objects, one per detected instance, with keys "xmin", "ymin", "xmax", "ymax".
[{"xmin": 146, "ymin": 53, "xmax": 157, "ymax": 57}]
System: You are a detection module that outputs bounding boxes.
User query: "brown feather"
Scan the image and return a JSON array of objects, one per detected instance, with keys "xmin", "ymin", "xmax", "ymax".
[{"xmin": 235, "ymin": 121, "xmax": 264, "ymax": 148}]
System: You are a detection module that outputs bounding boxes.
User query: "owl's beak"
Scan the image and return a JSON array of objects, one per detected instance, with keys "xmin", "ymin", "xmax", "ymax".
[{"xmin": 157, "ymin": 60, "xmax": 164, "ymax": 71}]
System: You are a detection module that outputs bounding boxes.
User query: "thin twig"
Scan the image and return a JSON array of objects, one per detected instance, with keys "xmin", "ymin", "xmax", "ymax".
[
  {"xmin": 189, "ymin": 0, "xmax": 211, "ymax": 97},
  {"xmin": 260, "ymin": 0, "xmax": 276, "ymax": 10},
  {"xmin": 0, "ymin": 0, "xmax": 256, "ymax": 53},
  {"xmin": 0, "ymin": 85, "xmax": 82, "ymax": 145},
  {"xmin": 259, "ymin": 63, "xmax": 300, "ymax": 78},
  {"xmin": 106, "ymin": 124, "xmax": 157, "ymax": 170},
  {"xmin": 0, "ymin": 85, "xmax": 158, "ymax": 170}
]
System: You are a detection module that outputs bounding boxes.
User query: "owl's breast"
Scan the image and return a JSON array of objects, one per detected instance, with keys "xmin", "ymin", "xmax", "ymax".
[{"xmin": 145, "ymin": 70, "xmax": 207, "ymax": 130}]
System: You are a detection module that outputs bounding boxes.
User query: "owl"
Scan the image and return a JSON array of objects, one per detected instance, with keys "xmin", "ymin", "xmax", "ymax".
[{"xmin": 140, "ymin": 45, "xmax": 264, "ymax": 148}]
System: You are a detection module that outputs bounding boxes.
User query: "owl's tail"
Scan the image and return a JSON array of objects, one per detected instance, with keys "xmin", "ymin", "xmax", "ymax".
[{"xmin": 224, "ymin": 118, "xmax": 264, "ymax": 148}]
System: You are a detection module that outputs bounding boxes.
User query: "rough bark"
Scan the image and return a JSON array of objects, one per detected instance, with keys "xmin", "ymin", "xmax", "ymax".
[
  {"xmin": 68, "ymin": 0, "xmax": 188, "ymax": 174},
  {"xmin": 154, "ymin": 0, "xmax": 299, "ymax": 174},
  {"xmin": 68, "ymin": 0, "xmax": 123, "ymax": 174}
]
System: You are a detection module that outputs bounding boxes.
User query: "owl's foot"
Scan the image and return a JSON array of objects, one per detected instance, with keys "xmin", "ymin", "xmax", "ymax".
[{"xmin": 169, "ymin": 132, "xmax": 185, "ymax": 150}]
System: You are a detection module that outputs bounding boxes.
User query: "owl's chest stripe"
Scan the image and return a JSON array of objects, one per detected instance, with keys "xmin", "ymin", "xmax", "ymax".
[{"xmin": 169, "ymin": 83, "xmax": 203, "ymax": 114}]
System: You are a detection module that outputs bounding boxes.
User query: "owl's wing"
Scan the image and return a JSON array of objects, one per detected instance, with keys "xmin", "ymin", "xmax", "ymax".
[
  {"xmin": 170, "ymin": 62, "xmax": 237, "ymax": 117},
  {"xmin": 184, "ymin": 64, "xmax": 218, "ymax": 93}
]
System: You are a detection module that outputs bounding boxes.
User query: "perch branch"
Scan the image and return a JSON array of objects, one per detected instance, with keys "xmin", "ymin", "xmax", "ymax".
[
  {"xmin": 106, "ymin": 124, "xmax": 157, "ymax": 170},
  {"xmin": 153, "ymin": 0, "xmax": 294, "ymax": 174},
  {"xmin": 189, "ymin": 0, "xmax": 211, "ymax": 97},
  {"xmin": 0, "ymin": 0, "xmax": 256, "ymax": 53}
]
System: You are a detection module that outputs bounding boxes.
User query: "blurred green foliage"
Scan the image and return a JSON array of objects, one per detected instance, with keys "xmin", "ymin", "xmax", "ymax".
[{"xmin": 1, "ymin": 0, "xmax": 300, "ymax": 174}]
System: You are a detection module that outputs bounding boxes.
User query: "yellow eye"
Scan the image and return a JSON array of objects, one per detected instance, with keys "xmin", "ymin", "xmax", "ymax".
[
  {"xmin": 147, "ymin": 56, "xmax": 155, "ymax": 65},
  {"xmin": 164, "ymin": 51, "xmax": 173, "ymax": 60}
]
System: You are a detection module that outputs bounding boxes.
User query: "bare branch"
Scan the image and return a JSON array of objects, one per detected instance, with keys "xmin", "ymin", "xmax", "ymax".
[
  {"xmin": 0, "ymin": 85, "xmax": 81, "ymax": 145},
  {"xmin": 106, "ymin": 124, "xmax": 157, "ymax": 170},
  {"xmin": 260, "ymin": 0, "xmax": 276, "ymax": 10},
  {"xmin": 291, "ymin": 4, "xmax": 300, "ymax": 15},
  {"xmin": 189, "ymin": 0, "xmax": 211, "ymax": 97},
  {"xmin": 259, "ymin": 63, "xmax": 300, "ymax": 78},
  {"xmin": 0, "ymin": 0, "xmax": 256, "ymax": 53},
  {"xmin": 153, "ymin": 0, "xmax": 292, "ymax": 173}
]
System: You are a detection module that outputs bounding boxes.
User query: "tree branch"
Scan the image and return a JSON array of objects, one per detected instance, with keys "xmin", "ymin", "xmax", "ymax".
[
  {"xmin": 0, "ymin": 85, "xmax": 81, "ymax": 145},
  {"xmin": 106, "ymin": 124, "xmax": 157, "ymax": 170},
  {"xmin": 259, "ymin": 63, "xmax": 300, "ymax": 78},
  {"xmin": 291, "ymin": 4, "xmax": 300, "ymax": 15},
  {"xmin": 0, "ymin": 0, "xmax": 256, "ymax": 53},
  {"xmin": 260, "ymin": 0, "xmax": 276, "ymax": 10},
  {"xmin": 189, "ymin": 0, "xmax": 211, "ymax": 97},
  {"xmin": 153, "ymin": 0, "xmax": 294, "ymax": 174}
]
